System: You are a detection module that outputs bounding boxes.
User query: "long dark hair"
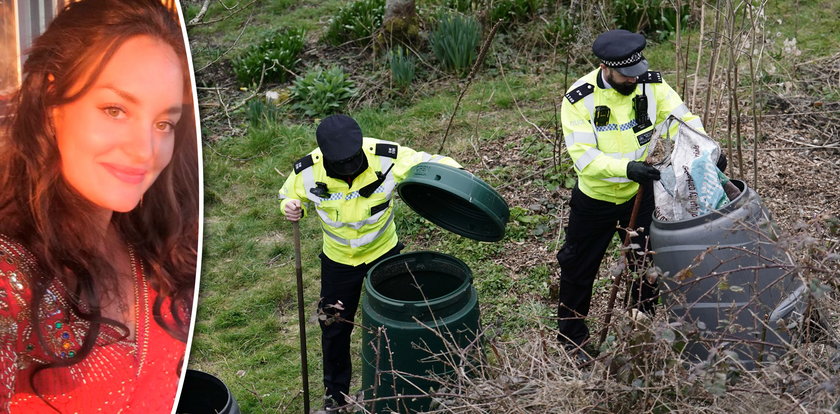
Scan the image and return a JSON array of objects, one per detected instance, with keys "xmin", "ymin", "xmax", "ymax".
[{"xmin": 0, "ymin": 0, "xmax": 198, "ymax": 399}]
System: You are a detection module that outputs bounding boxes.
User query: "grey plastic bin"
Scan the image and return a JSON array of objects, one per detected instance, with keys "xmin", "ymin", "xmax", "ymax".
[{"xmin": 650, "ymin": 180, "xmax": 805, "ymax": 368}]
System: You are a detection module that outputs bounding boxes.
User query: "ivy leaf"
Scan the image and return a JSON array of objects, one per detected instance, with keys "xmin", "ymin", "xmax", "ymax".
[
  {"xmin": 809, "ymin": 279, "xmax": 831, "ymax": 298},
  {"xmin": 658, "ymin": 328, "xmax": 676, "ymax": 344}
]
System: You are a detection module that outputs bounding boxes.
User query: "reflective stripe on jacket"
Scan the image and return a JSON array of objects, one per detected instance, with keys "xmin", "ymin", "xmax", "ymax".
[
  {"xmin": 278, "ymin": 137, "xmax": 461, "ymax": 266},
  {"xmin": 561, "ymin": 68, "xmax": 705, "ymax": 204}
]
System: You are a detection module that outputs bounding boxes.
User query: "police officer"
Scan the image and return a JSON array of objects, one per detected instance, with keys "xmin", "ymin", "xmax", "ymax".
[
  {"xmin": 278, "ymin": 114, "xmax": 460, "ymax": 411},
  {"xmin": 556, "ymin": 30, "xmax": 717, "ymax": 350}
]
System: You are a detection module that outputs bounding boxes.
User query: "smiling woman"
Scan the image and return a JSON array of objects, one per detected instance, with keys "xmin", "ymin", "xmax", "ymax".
[
  {"xmin": 51, "ymin": 34, "xmax": 184, "ymax": 214},
  {"xmin": 0, "ymin": 0, "xmax": 199, "ymax": 412}
]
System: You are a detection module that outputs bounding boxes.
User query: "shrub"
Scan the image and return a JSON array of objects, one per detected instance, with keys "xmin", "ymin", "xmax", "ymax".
[
  {"xmin": 322, "ymin": 0, "xmax": 386, "ymax": 46},
  {"xmin": 232, "ymin": 28, "xmax": 305, "ymax": 87},
  {"xmin": 434, "ymin": 0, "xmax": 476, "ymax": 12},
  {"xmin": 244, "ymin": 95, "xmax": 285, "ymax": 128},
  {"xmin": 650, "ymin": 2, "xmax": 691, "ymax": 41},
  {"xmin": 388, "ymin": 46, "xmax": 416, "ymax": 90},
  {"xmin": 427, "ymin": 0, "xmax": 542, "ymax": 24},
  {"xmin": 611, "ymin": 0, "xmax": 691, "ymax": 41},
  {"xmin": 429, "ymin": 12, "xmax": 481, "ymax": 77},
  {"xmin": 544, "ymin": 12, "xmax": 576, "ymax": 45},
  {"xmin": 488, "ymin": 0, "xmax": 544, "ymax": 26},
  {"xmin": 611, "ymin": 0, "xmax": 648, "ymax": 32},
  {"xmin": 289, "ymin": 66, "xmax": 356, "ymax": 118}
]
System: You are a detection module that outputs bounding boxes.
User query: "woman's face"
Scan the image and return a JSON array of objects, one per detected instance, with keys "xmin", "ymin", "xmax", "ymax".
[{"xmin": 51, "ymin": 35, "xmax": 184, "ymax": 213}]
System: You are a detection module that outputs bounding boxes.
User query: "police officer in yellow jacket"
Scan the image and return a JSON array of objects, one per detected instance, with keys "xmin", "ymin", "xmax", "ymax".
[
  {"xmin": 278, "ymin": 114, "xmax": 460, "ymax": 410},
  {"xmin": 556, "ymin": 30, "xmax": 718, "ymax": 350}
]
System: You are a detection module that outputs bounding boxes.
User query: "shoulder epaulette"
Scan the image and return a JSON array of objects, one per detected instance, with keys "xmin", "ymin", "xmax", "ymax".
[
  {"xmin": 637, "ymin": 71, "xmax": 662, "ymax": 83},
  {"xmin": 293, "ymin": 154, "xmax": 314, "ymax": 174},
  {"xmin": 565, "ymin": 83, "xmax": 594, "ymax": 104},
  {"xmin": 375, "ymin": 143, "xmax": 398, "ymax": 158}
]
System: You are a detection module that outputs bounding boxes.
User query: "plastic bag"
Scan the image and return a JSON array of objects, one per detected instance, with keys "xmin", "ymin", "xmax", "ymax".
[{"xmin": 653, "ymin": 116, "xmax": 728, "ymax": 221}]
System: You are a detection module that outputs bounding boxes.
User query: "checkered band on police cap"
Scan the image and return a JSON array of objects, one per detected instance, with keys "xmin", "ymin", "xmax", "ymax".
[{"xmin": 600, "ymin": 51, "xmax": 643, "ymax": 67}]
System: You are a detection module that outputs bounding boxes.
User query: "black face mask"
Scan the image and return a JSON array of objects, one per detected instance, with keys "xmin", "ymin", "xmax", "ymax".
[{"xmin": 324, "ymin": 149, "xmax": 367, "ymax": 178}]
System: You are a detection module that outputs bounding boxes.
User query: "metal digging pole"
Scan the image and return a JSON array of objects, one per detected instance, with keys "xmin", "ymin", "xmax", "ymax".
[{"xmin": 292, "ymin": 221, "xmax": 310, "ymax": 413}]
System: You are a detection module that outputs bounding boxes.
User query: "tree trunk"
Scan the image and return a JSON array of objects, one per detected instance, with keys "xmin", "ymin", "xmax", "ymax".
[
  {"xmin": 379, "ymin": 0, "xmax": 419, "ymax": 49},
  {"xmin": 384, "ymin": 0, "xmax": 415, "ymax": 23}
]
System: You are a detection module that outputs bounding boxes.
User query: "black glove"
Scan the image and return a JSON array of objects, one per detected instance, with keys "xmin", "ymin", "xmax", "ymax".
[
  {"xmin": 716, "ymin": 152, "xmax": 728, "ymax": 173},
  {"xmin": 626, "ymin": 161, "xmax": 661, "ymax": 183}
]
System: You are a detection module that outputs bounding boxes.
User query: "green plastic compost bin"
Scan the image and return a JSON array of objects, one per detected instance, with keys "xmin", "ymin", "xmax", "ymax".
[
  {"xmin": 396, "ymin": 162, "xmax": 509, "ymax": 242},
  {"xmin": 359, "ymin": 163, "xmax": 508, "ymax": 412},
  {"xmin": 361, "ymin": 251, "xmax": 479, "ymax": 413}
]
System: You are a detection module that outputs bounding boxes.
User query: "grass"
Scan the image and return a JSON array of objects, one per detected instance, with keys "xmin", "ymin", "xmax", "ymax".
[
  {"xmin": 188, "ymin": 0, "xmax": 345, "ymax": 70},
  {"xmin": 188, "ymin": 1, "xmax": 840, "ymax": 411},
  {"xmin": 766, "ymin": 0, "xmax": 840, "ymax": 57}
]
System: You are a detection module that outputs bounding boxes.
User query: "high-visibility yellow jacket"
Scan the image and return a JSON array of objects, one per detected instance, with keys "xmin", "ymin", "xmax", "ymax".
[
  {"xmin": 561, "ymin": 68, "xmax": 705, "ymax": 204},
  {"xmin": 279, "ymin": 137, "xmax": 461, "ymax": 266}
]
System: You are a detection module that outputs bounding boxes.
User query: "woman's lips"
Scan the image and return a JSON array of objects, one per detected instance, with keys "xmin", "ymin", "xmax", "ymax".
[{"xmin": 101, "ymin": 163, "xmax": 147, "ymax": 184}]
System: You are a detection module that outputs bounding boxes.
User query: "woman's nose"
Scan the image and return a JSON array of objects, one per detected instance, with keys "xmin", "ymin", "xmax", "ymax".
[{"xmin": 124, "ymin": 123, "xmax": 156, "ymax": 162}]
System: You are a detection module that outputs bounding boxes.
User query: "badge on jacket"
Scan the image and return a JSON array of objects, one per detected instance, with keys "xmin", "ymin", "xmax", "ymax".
[
  {"xmin": 636, "ymin": 130, "xmax": 653, "ymax": 146},
  {"xmin": 310, "ymin": 182, "xmax": 330, "ymax": 198},
  {"xmin": 594, "ymin": 105, "xmax": 611, "ymax": 126}
]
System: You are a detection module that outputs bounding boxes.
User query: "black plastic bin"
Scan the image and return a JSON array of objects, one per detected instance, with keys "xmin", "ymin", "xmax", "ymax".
[{"xmin": 176, "ymin": 369, "xmax": 241, "ymax": 414}]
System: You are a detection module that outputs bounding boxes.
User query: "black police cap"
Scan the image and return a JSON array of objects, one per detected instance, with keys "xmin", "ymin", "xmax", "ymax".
[
  {"xmin": 316, "ymin": 114, "xmax": 363, "ymax": 162},
  {"xmin": 593, "ymin": 29, "xmax": 649, "ymax": 77}
]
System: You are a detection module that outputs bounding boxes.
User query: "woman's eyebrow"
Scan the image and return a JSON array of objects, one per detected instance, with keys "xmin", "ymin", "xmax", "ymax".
[
  {"xmin": 101, "ymin": 84, "xmax": 182, "ymax": 115},
  {"xmin": 101, "ymin": 85, "xmax": 139, "ymax": 104}
]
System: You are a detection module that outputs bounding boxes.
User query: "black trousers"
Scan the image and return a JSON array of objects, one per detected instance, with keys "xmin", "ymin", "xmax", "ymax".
[
  {"xmin": 556, "ymin": 183, "xmax": 658, "ymax": 346},
  {"xmin": 318, "ymin": 243, "xmax": 403, "ymax": 404}
]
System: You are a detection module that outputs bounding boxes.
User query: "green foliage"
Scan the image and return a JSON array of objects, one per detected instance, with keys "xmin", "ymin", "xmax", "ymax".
[
  {"xmin": 519, "ymin": 134, "xmax": 575, "ymax": 190},
  {"xmin": 426, "ymin": 0, "xmax": 542, "ymax": 26},
  {"xmin": 544, "ymin": 164, "xmax": 577, "ymax": 190},
  {"xmin": 237, "ymin": 120, "xmax": 306, "ymax": 160},
  {"xmin": 544, "ymin": 12, "xmax": 576, "ymax": 45},
  {"xmin": 425, "ymin": 0, "xmax": 476, "ymax": 13},
  {"xmin": 611, "ymin": 0, "xmax": 647, "ymax": 32},
  {"xmin": 504, "ymin": 207, "xmax": 530, "ymax": 241},
  {"xmin": 322, "ymin": 0, "xmax": 386, "ymax": 46},
  {"xmin": 649, "ymin": 2, "xmax": 691, "ymax": 41},
  {"xmin": 610, "ymin": 0, "xmax": 691, "ymax": 41},
  {"xmin": 521, "ymin": 264, "xmax": 551, "ymax": 294},
  {"xmin": 244, "ymin": 97, "xmax": 283, "ymax": 128},
  {"xmin": 612, "ymin": 0, "xmax": 691, "ymax": 40},
  {"xmin": 232, "ymin": 28, "xmax": 306, "ymax": 87},
  {"xmin": 290, "ymin": 66, "xmax": 357, "ymax": 118},
  {"xmin": 388, "ymin": 46, "xmax": 416, "ymax": 90},
  {"xmin": 184, "ymin": 2, "xmax": 200, "ymax": 22},
  {"xmin": 429, "ymin": 12, "xmax": 481, "ymax": 77},
  {"xmin": 488, "ymin": 0, "xmax": 543, "ymax": 27},
  {"xmin": 509, "ymin": 205, "xmax": 554, "ymax": 238},
  {"xmin": 472, "ymin": 254, "xmax": 553, "ymax": 333}
]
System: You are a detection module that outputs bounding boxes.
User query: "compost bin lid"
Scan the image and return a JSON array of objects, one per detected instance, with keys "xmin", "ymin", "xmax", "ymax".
[{"xmin": 397, "ymin": 163, "xmax": 509, "ymax": 242}]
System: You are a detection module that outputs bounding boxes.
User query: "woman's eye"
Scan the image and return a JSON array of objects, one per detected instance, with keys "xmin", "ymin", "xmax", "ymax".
[
  {"xmin": 155, "ymin": 121, "xmax": 175, "ymax": 133},
  {"xmin": 103, "ymin": 106, "xmax": 125, "ymax": 119}
]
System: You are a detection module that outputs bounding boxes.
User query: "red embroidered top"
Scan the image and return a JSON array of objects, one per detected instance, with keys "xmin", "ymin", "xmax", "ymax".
[{"xmin": 0, "ymin": 235, "xmax": 188, "ymax": 413}]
